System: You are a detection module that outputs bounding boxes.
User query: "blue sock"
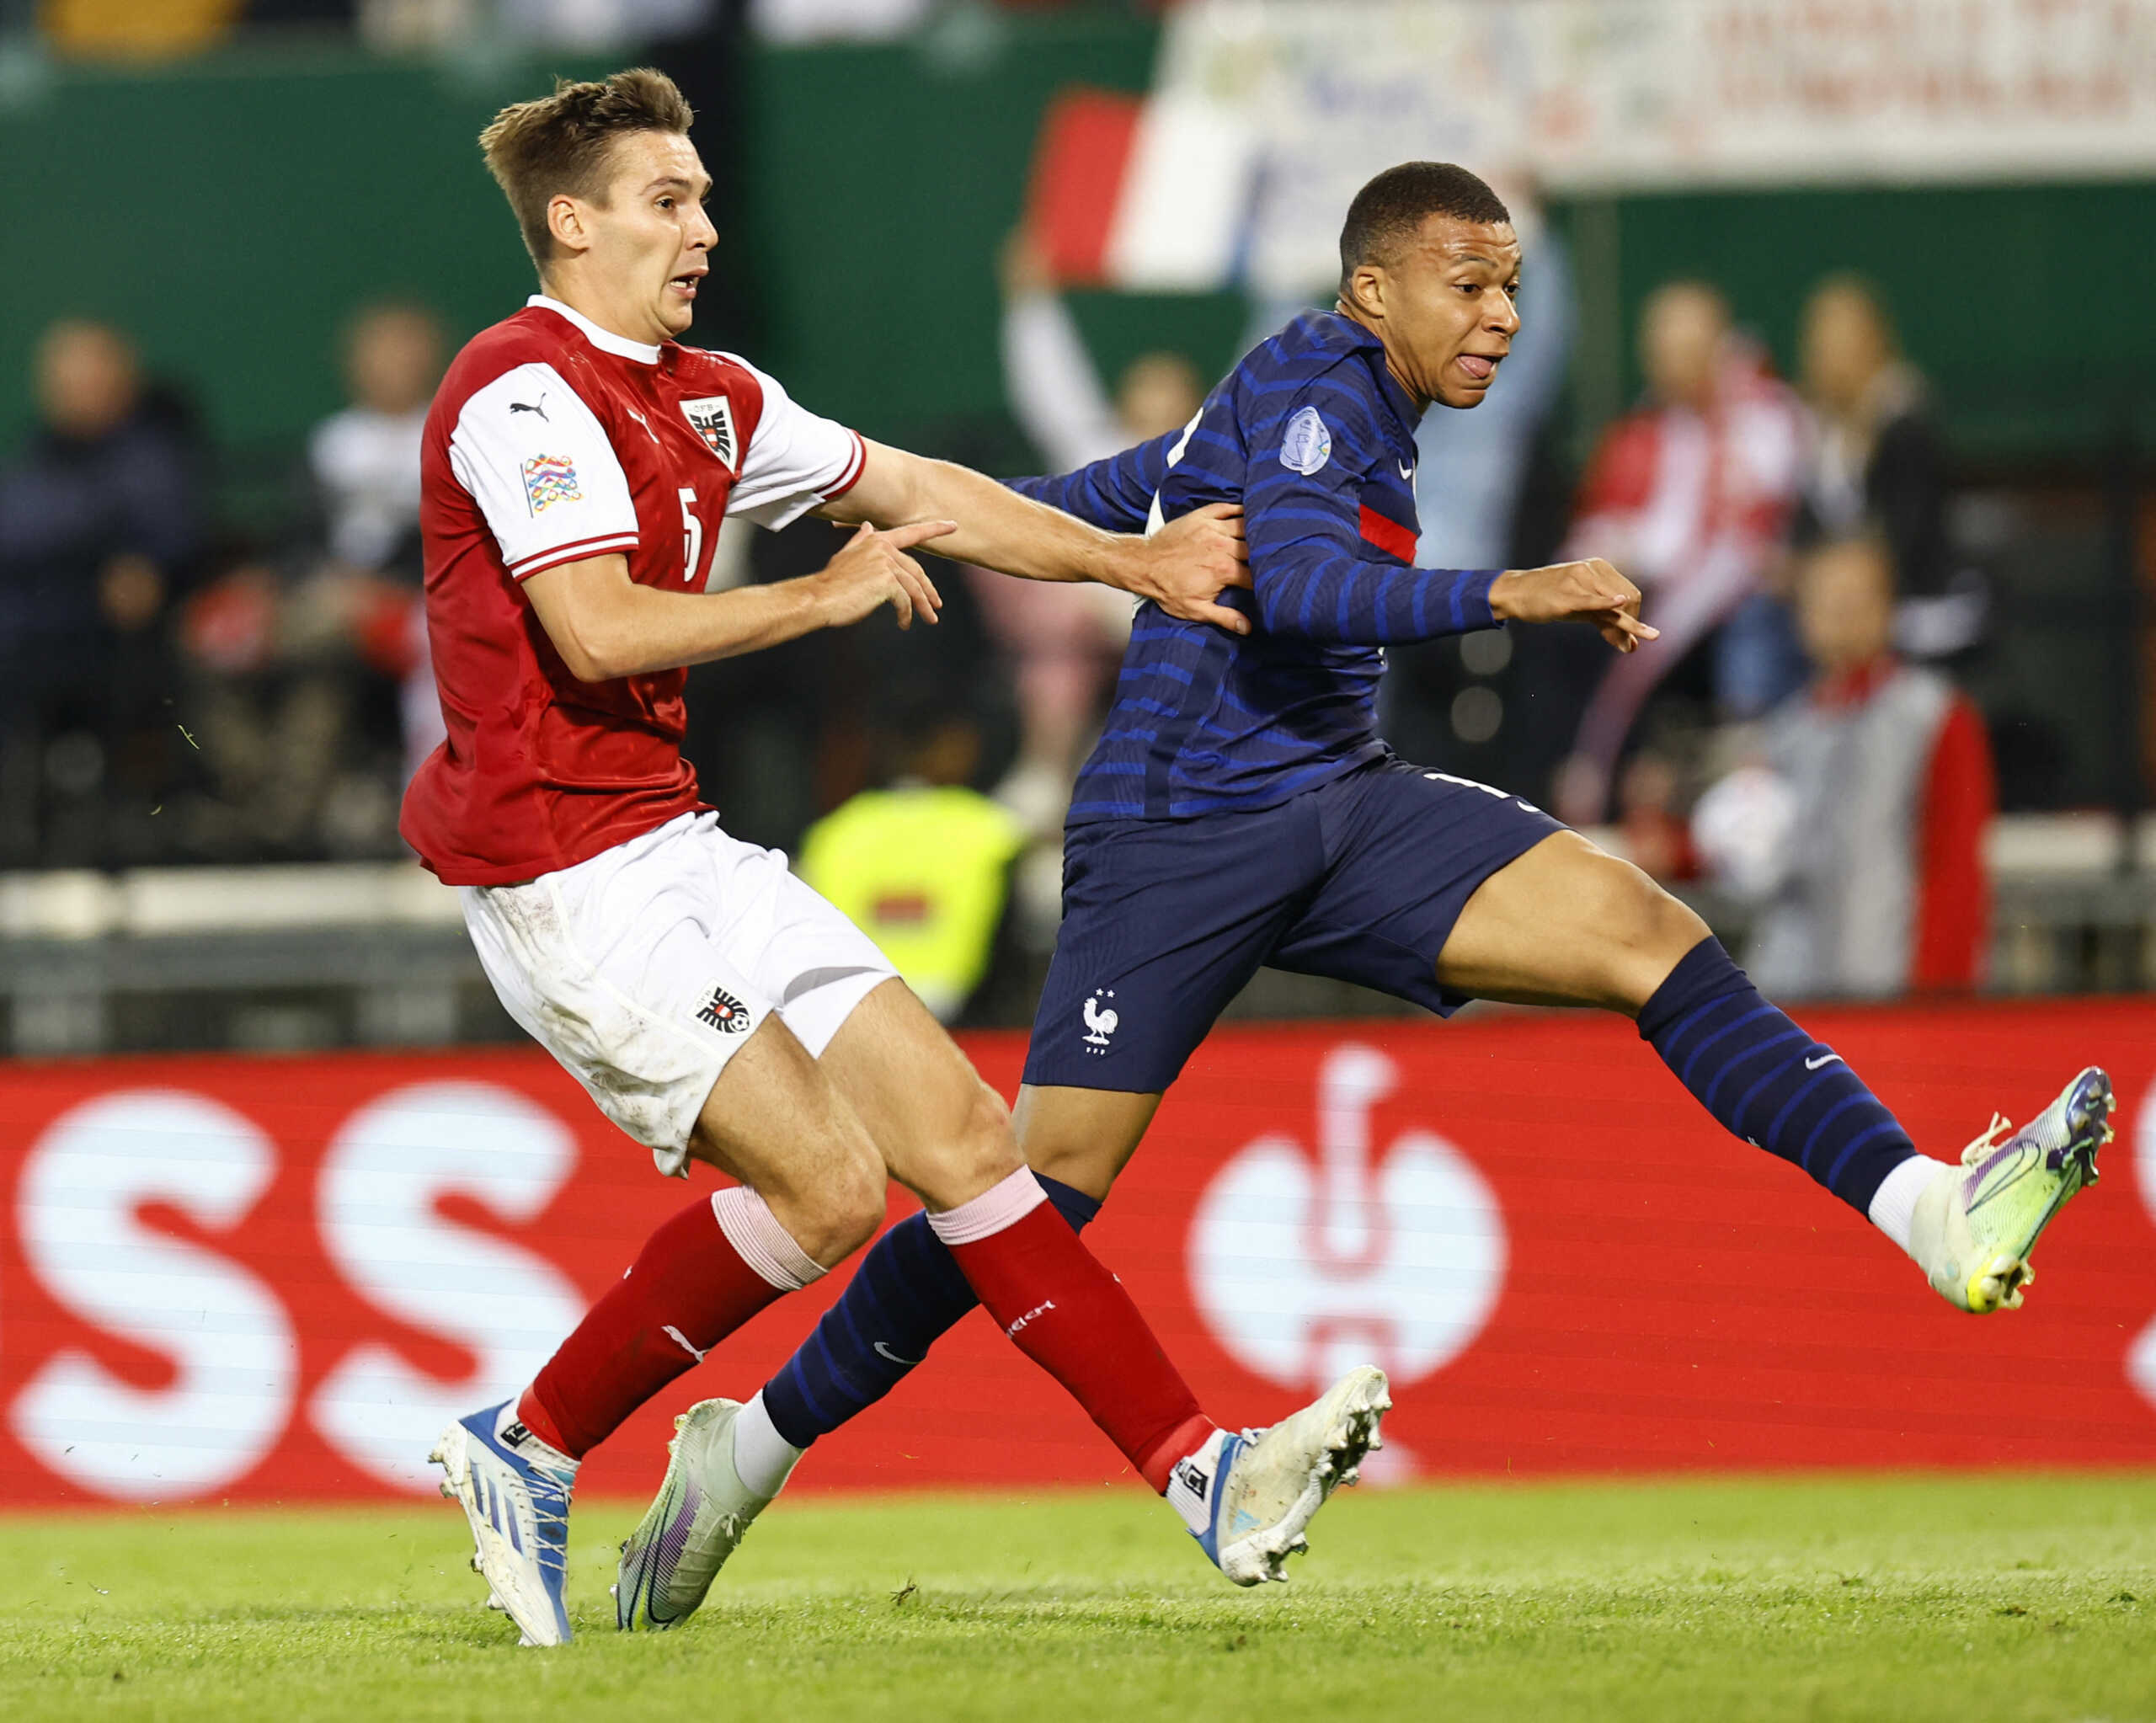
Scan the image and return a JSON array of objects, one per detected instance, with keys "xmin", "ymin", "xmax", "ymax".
[
  {"xmin": 1638, "ymin": 938, "xmax": 1915, "ymax": 1213},
  {"xmin": 760, "ymin": 1174, "xmax": 1102, "ymax": 1450}
]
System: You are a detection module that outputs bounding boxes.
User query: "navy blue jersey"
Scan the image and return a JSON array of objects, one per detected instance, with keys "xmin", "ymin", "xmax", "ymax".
[{"xmin": 1011, "ymin": 310, "xmax": 1502, "ymax": 824}]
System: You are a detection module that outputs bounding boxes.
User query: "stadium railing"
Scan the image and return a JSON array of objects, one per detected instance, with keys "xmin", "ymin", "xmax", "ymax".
[{"xmin": 3, "ymin": 812, "xmax": 2153, "ymax": 1057}]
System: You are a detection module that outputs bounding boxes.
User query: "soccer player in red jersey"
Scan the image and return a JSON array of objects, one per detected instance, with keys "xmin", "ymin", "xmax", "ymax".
[{"xmin": 408, "ymin": 70, "xmax": 1389, "ymax": 1646}]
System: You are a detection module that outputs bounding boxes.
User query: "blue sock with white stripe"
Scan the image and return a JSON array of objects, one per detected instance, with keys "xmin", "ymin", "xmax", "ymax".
[
  {"xmin": 1637, "ymin": 938, "xmax": 1915, "ymax": 1212},
  {"xmin": 759, "ymin": 1175, "xmax": 1102, "ymax": 1450}
]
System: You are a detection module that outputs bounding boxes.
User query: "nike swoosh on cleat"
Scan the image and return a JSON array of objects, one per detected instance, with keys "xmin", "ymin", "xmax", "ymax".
[
  {"xmin": 1805, "ymin": 1054, "xmax": 1844, "ymax": 1070},
  {"xmin": 873, "ymin": 1341, "xmax": 921, "ymax": 1366}
]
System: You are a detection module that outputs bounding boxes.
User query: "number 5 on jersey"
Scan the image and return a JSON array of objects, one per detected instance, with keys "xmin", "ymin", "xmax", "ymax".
[{"xmin": 678, "ymin": 488, "xmax": 705, "ymax": 586}]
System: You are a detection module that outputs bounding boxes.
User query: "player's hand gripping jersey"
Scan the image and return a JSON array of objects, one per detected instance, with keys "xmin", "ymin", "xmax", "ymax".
[
  {"xmin": 401, "ymin": 296, "xmax": 867, "ymax": 883},
  {"xmin": 1011, "ymin": 311, "xmax": 1500, "ymax": 822}
]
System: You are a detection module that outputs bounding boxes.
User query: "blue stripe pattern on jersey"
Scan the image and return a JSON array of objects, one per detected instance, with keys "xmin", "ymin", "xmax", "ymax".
[{"xmin": 1009, "ymin": 312, "xmax": 1502, "ymax": 823}]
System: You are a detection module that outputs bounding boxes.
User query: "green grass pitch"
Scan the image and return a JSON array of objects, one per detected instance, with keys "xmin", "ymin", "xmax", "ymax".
[{"xmin": 3, "ymin": 1474, "xmax": 2153, "ymax": 1721}]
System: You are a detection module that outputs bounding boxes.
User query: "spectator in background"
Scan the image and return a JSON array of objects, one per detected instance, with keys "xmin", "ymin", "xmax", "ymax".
[
  {"xmin": 1793, "ymin": 275, "xmax": 1976, "ymax": 655},
  {"xmin": 179, "ymin": 300, "xmax": 446, "ymax": 855},
  {"xmin": 797, "ymin": 699, "xmax": 1027, "ymax": 1024},
  {"xmin": 0, "ymin": 319, "xmax": 200, "ymax": 863},
  {"xmin": 1691, "ymin": 535, "xmax": 1993, "ymax": 999},
  {"xmin": 313, "ymin": 300, "xmax": 448, "ymax": 780},
  {"xmin": 312, "ymin": 301, "xmax": 440, "ymax": 578},
  {"xmin": 990, "ymin": 223, "xmax": 1205, "ymax": 832},
  {"xmin": 1554, "ymin": 281, "xmax": 1807, "ymax": 825}
]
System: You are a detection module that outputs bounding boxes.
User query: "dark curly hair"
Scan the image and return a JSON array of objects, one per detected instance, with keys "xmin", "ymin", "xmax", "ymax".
[{"xmin": 1337, "ymin": 162, "xmax": 1511, "ymax": 293}]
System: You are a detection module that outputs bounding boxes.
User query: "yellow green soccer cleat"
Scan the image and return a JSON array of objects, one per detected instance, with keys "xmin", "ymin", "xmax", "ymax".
[
  {"xmin": 614, "ymin": 1398, "xmax": 784, "ymax": 1631},
  {"xmin": 1911, "ymin": 1065, "xmax": 2113, "ymax": 1314}
]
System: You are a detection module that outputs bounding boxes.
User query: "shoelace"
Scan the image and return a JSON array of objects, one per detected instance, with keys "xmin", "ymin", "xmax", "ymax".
[
  {"xmin": 1960, "ymin": 1112, "xmax": 2016, "ymax": 1167},
  {"xmin": 526, "ymin": 1465, "xmax": 574, "ymax": 1578}
]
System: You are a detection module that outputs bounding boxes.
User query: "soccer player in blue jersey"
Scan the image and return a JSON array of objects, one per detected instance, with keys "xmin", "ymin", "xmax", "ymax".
[{"xmin": 611, "ymin": 163, "xmax": 2112, "ymax": 1624}]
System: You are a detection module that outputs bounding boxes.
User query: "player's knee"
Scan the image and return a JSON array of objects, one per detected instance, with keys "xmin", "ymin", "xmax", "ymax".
[
  {"xmin": 917, "ymin": 1080, "xmax": 1023, "ymax": 1211},
  {"xmin": 1585, "ymin": 859, "xmax": 1710, "ymax": 1010},
  {"xmin": 803, "ymin": 1145, "xmax": 889, "ymax": 1263},
  {"xmin": 759, "ymin": 1119, "xmax": 888, "ymax": 1266}
]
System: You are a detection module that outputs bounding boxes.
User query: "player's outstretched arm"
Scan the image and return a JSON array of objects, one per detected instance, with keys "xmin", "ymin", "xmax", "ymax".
[
  {"xmin": 1004, "ymin": 427, "xmax": 1178, "ymax": 534},
  {"xmin": 819, "ymin": 438, "xmax": 1252, "ymax": 636},
  {"xmin": 1489, "ymin": 557, "xmax": 1659, "ymax": 653},
  {"xmin": 522, "ymin": 527, "xmax": 951, "ymax": 681}
]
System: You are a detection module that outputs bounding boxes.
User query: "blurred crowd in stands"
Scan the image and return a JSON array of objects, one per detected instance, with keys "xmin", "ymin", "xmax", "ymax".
[
  {"xmin": 0, "ymin": 201, "xmax": 1999, "ymax": 1013},
  {"xmin": 27, "ymin": 0, "xmax": 1175, "ymax": 58}
]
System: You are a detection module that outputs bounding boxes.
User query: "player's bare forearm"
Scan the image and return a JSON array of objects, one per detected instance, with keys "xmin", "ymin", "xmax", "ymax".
[
  {"xmin": 823, "ymin": 440, "xmax": 1252, "ymax": 633},
  {"xmin": 821, "ymin": 440, "xmax": 1121, "ymax": 584},
  {"xmin": 522, "ymin": 551, "xmax": 927, "ymax": 681}
]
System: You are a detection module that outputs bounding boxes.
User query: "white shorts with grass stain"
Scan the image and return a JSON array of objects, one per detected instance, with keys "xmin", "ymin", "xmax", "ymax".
[{"xmin": 460, "ymin": 812, "xmax": 896, "ymax": 1175}]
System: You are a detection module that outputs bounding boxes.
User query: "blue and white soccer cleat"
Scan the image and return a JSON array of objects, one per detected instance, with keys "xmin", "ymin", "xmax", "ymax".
[
  {"xmin": 1188, "ymin": 1365, "xmax": 1390, "ymax": 1587},
  {"xmin": 1911, "ymin": 1065, "xmax": 2114, "ymax": 1314},
  {"xmin": 615, "ymin": 1397, "xmax": 787, "ymax": 1631},
  {"xmin": 430, "ymin": 1400, "xmax": 578, "ymax": 1647}
]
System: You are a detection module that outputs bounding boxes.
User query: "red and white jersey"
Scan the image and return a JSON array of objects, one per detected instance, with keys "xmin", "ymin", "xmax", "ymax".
[{"xmin": 400, "ymin": 296, "xmax": 865, "ymax": 884}]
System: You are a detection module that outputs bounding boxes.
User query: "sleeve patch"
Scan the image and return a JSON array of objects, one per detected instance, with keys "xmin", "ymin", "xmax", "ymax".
[
  {"xmin": 520, "ymin": 454, "xmax": 583, "ymax": 515},
  {"xmin": 1279, "ymin": 405, "xmax": 1333, "ymax": 475}
]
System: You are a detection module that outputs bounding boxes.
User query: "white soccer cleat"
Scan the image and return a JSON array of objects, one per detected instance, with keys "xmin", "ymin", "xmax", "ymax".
[
  {"xmin": 1191, "ymin": 1364, "xmax": 1390, "ymax": 1587},
  {"xmin": 430, "ymin": 1400, "xmax": 578, "ymax": 1647},
  {"xmin": 615, "ymin": 1398, "xmax": 787, "ymax": 1631},
  {"xmin": 1910, "ymin": 1065, "xmax": 2113, "ymax": 1314}
]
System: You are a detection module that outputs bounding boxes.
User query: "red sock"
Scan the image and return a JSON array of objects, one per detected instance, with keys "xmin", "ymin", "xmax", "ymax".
[
  {"xmin": 930, "ymin": 1171, "xmax": 1214, "ymax": 1493},
  {"xmin": 520, "ymin": 1187, "xmax": 821, "ymax": 1459}
]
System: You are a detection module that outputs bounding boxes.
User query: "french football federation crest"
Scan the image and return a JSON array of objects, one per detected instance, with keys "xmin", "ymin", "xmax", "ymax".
[{"xmin": 680, "ymin": 395, "xmax": 739, "ymax": 472}]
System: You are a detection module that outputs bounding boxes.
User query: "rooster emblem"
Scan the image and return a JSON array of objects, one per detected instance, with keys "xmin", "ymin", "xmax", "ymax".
[{"xmin": 1081, "ymin": 990, "xmax": 1119, "ymax": 1049}]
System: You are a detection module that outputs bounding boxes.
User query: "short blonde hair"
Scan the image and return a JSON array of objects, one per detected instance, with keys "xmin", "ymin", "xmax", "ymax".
[{"xmin": 478, "ymin": 68, "xmax": 696, "ymax": 269}]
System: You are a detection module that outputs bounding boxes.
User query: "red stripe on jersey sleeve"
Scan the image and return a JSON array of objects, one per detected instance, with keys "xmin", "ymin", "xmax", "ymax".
[
  {"xmin": 1358, "ymin": 504, "xmax": 1417, "ymax": 563},
  {"xmin": 510, "ymin": 532, "xmax": 641, "ymax": 581},
  {"xmin": 822, "ymin": 430, "xmax": 867, "ymax": 501}
]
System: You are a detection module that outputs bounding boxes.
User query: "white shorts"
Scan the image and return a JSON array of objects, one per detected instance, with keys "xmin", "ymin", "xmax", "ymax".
[{"xmin": 461, "ymin": 812, "xmax": 898, "ymax": 1176}]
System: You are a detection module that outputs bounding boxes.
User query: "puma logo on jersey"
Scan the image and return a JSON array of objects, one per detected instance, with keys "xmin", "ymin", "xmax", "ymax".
[{"xmin": 510, "ymin": 394, "xmax": 549, "ymax": 420}]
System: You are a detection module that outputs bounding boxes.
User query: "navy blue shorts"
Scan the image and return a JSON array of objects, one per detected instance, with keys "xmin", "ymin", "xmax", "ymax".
[{"xmin": 1022, "ymin": 756, "xmax": 1565, "ymax": 1093}]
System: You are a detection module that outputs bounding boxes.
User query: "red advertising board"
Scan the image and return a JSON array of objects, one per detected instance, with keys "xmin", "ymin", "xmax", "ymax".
[{"xmin": 2, "ymin": 999, "xmax": 2153, "ymax": 1507}]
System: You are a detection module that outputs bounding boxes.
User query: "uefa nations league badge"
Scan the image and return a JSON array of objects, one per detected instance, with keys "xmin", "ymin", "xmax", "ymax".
[{"xmin": 1279, "ymin": 405, "xmax": 1332, "ymax": 475}]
